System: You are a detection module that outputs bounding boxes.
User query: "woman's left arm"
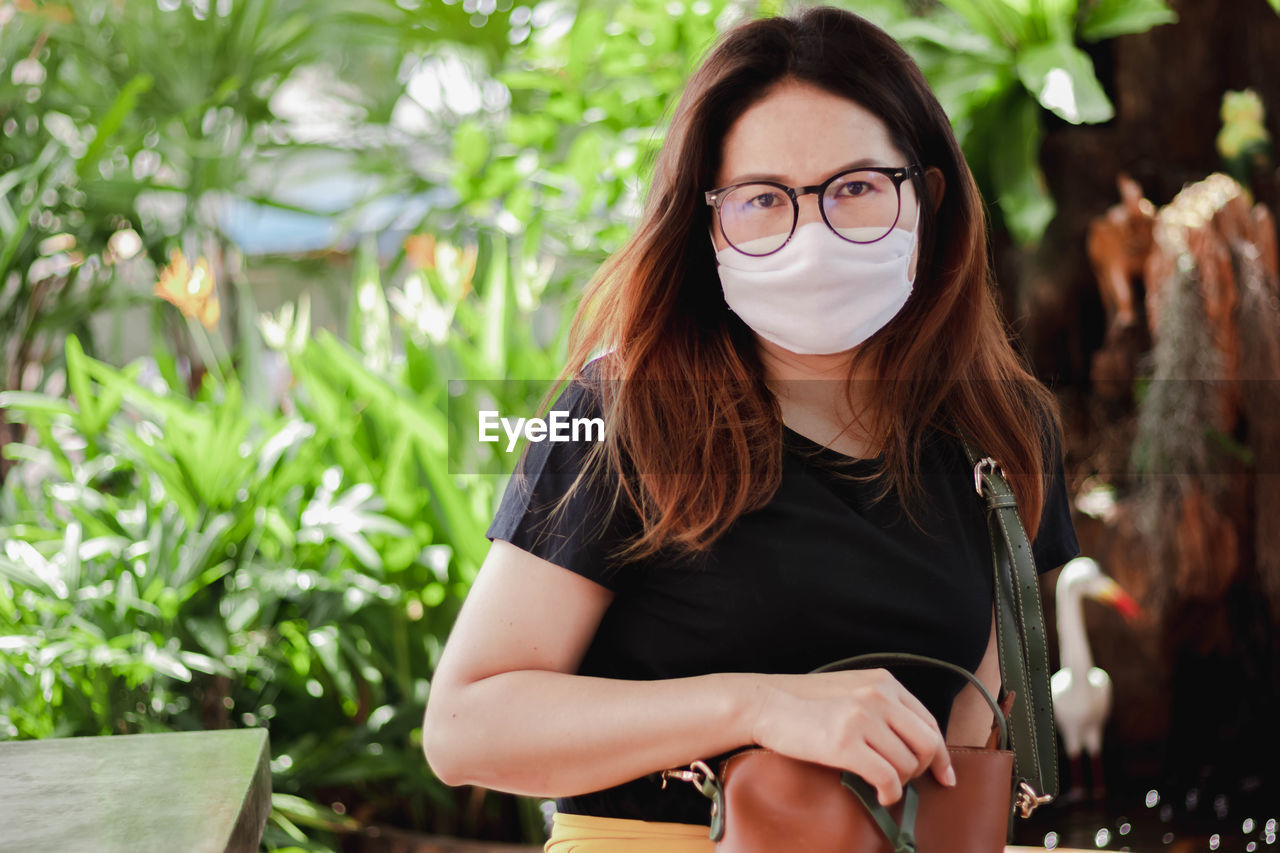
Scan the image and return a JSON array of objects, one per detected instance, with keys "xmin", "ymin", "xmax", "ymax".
[{"xmin": 945, "ymin": 605, "xmax": 1001, "ymax": 747}]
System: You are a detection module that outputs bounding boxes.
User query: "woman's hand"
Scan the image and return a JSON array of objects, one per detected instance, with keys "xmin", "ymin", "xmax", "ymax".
[{"xmin": 750, "ymin": 669, "xmax": 956, "ymax": 807}]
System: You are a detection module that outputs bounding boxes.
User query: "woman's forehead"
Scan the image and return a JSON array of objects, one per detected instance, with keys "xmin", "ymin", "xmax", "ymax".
[{"xmin": 716, "ymin": 80, "xmax": 901, "ymax": 187}]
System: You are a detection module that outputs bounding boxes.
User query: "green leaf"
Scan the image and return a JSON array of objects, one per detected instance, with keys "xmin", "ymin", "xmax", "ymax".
[
  {"xmin": 270, "ymin": 793, "xmax": 360, "ymax": 832},
  {"xmin": 380, "ymin": 427, "xmax": 416, "ymax": 520},
  {"xmin": 61, "ymin": 521, "xmax": 82, "ymax": 596},
  {"xmin": 1080, "ymin": 0, "xmax": 1178, "ymax": 41},
  {"xmin": 0, "ymin": 141, "xmax": 59, "ymax": 280},
  {"xmin": 566, "ymin": 7, "xmax": 607, "ymax": 81},
  {"xmin": 232, "ymin": 276, "xmax": 270, "ymax": 411},
  {"xmin": 0, "ymin": 636, "xmax": 40, "ymax": 653},
  {"xmin": 988, "ymin": 94, "xmax": 1056, "ymax": 244},
  {"xmin": 0, "ymin": 391, "xmax": 76, "ymax": 419},
  {"xmin": 64, "ymin": 335, "xmax": 97, "ymax": 432},
  {"xmin": 1036, "ymin": 0, "xmax": 1080, "ymax": 43},
  {"xmin": 224, "ymin": 593, "xmax": 260, "ymax": 633},
  {"xmin": 937, "ymin": 0, "xmax": 1029, "ymax": 47},
  {"xmin": 756, "ymin": 0, "xmax": 784, "ymax": 17},
  {"xmin": 0, "ymin": 555, "xmax": 55, "ymax": 596},
  {"xmin": 144, "ymin": 645, "xmax": 193, "ymax": 682},
  {"xmin": 892, "ymin": 17, "xmax": 1009, "ymax": 59},
  {"xmin": 481, "ymin": 233, "xmax": 510, "ymax": 375},
  {"xmin": 350, "ymin": 234, "xmax": 392, "ymax": 373},
  {"xmin": 1015, "ymin": 40, "xmax": 1114, "ymax": 124},
  {"xmin": 309, "ymin": 626, "xmax": 357, "ymax": 708},
  {"xmin": 116, "ymin": 570, "xmax": 150, "ymax": 622},
  {"xmin": 412, "ymin": 436, "xmax": 486, "ymax": 569},
  {"xmin": 177, "ymin": 650, "xmax": 232, "ymax": 677},
  {"xmin": 496, "ymin": 69, "xmax": 562, "ymax": 92},
  {"xmin": 452, "ymin": 120, "xmax": 489, "ymax": 175},
  {"xmin": 76, "ymin": 74, "xmax": 155, "ymax": 182},
  {"xmin": 174, "ymin": 513, "xmax": 234, "ymax": 591},
  {"xmin": 266, "ymin": 812, "xmax": 309, "ymax": 846},
  {"xmin": 328, "ymin": 526, "xmax": 382, "ymax": 572},
  {"xmin": 912, "ymin": 50, "xmax": 1008, "ymax": 124},
  {"xmin": 256, "ymin": 419, "xmax": 315, "ymax": 482},
  {"xmin": 186, "ymin": 615, "xmax": 229, "ymax": 659}
]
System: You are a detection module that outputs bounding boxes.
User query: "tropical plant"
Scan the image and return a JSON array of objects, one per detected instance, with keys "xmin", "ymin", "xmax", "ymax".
[
  {"xmin": 0, "ymin": 229, "xmax": 567, "ymax": 849},
  {"xmin": 0, "ymin": 0, "xmax": 416, "ymax": 452},
  {"xmin": 411, "ymin": 0, "xmax": 737, "ymax": 282},
  {"xmin": 418, "ymin": 0, "xmax": 1181, "ymax": 256},
  {"xmin": 884, "ymin": 0, "xmax": 1178, "ymax": 243}
]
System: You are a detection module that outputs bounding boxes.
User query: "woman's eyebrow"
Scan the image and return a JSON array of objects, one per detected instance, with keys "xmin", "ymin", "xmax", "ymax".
[{"xmin": 722, "ymin": 157, "xmax": 884, "ymax": 185}]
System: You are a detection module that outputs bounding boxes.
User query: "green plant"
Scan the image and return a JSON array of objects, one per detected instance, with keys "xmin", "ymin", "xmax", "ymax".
[
  {"xmin": 0, "ymin": 227, "xmax": 571, "ymax": 849},
  {"xmin": 883, "ymin": 0, "xmax": 1178, "ymax": 244},
  {"xmin": 418, "ymin": 0, "xmax": 733, "ymax": 282},
  {"xmin": 0, "ymin": 0, "xmax": 412, "ymax": 438}
]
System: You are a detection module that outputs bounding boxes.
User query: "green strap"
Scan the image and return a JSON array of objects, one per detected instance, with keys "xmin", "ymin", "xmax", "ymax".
[
  {"xmin": 958, "ymin": 434, "xmax": 1059, "ymax": 807},
  {"xmin": 841, "ymin": 771, "xmax": 918, "ymax": 853},
  {"xmin": 701, "ymin": 773, "xmax": 726, "ymax": 842}
]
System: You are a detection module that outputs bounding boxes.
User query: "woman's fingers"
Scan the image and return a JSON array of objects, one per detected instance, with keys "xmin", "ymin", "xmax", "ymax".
[
  {"xmin": 883, "ymin": 699, "xmax": 953, "ymax": 786},
  {"xmin": 874, "ymin": 676, "xmax": 955, "ymax": 789},
  {"xmin": 930, "ymin": 739, "xmax": 957, "ymax": 788},
  {"xmin": 754, "ymin": 669, "xmax": 958, "ymax": 807},
  {"xmin": 861, "ymin": 718, "xmax": 920, "ymax": 787},
  {"xmin": 864, "ymin": 709, "xmax": 952, "ymax": 796}
]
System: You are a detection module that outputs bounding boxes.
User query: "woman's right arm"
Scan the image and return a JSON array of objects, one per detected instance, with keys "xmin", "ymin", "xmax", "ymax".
[{"xmin": 422, "ymin": 539, "xmax": 955, "ymax": 806}]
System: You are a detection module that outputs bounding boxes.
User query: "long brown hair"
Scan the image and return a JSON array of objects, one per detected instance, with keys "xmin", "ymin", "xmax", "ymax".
[{"xmin": 546, "ymin": 5, "xmax": 1062, "ymax": 561}]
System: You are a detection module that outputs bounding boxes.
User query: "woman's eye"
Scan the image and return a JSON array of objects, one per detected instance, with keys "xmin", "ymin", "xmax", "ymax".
[
  {"xmin": 836, "ymin": 181, "xmax": 871, "ymax": 197},
  {"xmin": 746, "ymin": 191, "xmax": 784, "ymax": 209}
]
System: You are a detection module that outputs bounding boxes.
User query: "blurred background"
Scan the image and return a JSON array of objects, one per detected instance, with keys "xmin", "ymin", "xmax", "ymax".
[{"xmin": 1, "ymin": 0, "xmax": 1278, "ymax": 850}]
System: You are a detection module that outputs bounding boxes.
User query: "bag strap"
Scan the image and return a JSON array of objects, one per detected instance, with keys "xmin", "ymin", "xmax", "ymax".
[
  {"xmin": 957, "ymin": 432, "xmax": 1058, "ymax": 818},
  {"xmin": 842, "ymin": 773, "xmax": 919, "ymax": 853}
]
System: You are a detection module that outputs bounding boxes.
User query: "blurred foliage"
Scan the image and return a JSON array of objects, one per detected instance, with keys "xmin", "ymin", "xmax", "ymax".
[
  {"xmin": 421, "ymin": 0, "xmax": 1179, "ymax": 252},
  {"xmin": 868, "ymin": 0, "xmax": 1178, "ymax": 243},
  {"xmin": 440, "ymin": 0, "xmax": 733, "ymax": 260},
  {"xmin": 1, "ymin": 0, "xmax": 1182, "ymax": 394},
  {"xmin": 1, "ymin": 0, "xmax": 338, "ymax": 382},
  {"xmin": 0, "ymin": 232, "xmax": 562, "ymax": 849}
]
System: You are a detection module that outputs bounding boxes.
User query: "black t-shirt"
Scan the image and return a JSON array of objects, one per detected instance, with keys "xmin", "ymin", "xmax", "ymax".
[{"xmin": 484, "ymin": 361, "xmax": 1081, "ymax": 826}]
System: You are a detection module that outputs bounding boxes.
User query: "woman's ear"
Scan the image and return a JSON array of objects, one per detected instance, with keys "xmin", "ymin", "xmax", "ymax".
[{"xmin": 925, "ymin": 166, "xmax": 946, "ymax": 214}]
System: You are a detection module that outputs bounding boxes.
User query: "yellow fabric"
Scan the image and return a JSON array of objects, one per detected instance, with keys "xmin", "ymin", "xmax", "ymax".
[{"xmin": 544, "ymin": 811, "xmax": 716, "ymax": 852}]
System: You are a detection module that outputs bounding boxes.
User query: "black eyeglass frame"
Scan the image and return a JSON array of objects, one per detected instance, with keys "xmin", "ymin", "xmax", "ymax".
[{"xmin": 704, "ymin": 164, "xmax": 924, "ymax": 257}]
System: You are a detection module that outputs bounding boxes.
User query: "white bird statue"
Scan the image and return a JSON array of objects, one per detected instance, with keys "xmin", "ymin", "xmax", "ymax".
[{"xmin": 1051, "ymin": 556, "xmax": 1141, "ymax": 804}]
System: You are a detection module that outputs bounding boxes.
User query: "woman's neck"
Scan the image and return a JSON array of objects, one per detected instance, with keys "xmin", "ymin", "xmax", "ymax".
[{"xmin": 757, "ymin": 339, "xmax": 886, "ymax": 457}]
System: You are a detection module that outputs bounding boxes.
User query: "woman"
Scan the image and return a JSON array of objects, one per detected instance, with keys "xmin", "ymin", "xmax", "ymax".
[{"xmin": 423, "ymin": 6, "xmax": 1080, "ymax": 850}]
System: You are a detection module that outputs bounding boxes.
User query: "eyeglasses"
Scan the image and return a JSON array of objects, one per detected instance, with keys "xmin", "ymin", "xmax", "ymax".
[{"xmin": 705, "ymin": 164, "xmax": 922, "ymax": 257}]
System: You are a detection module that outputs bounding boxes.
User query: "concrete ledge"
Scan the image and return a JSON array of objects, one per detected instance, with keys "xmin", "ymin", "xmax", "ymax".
[{"xmin": 0, "ymin": 728, "xmax": 271, "ymax": 853}]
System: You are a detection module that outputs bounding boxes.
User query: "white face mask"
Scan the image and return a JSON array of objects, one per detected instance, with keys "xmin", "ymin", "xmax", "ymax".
[{"xmin": 711, "ymin": 211, "xmax": 920, "ymax": 355}]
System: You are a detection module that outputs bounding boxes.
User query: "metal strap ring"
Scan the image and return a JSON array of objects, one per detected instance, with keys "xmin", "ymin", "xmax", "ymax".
[{"xmin": 973, "ymin": 456, "xmax": 1003, "ymax": 496}]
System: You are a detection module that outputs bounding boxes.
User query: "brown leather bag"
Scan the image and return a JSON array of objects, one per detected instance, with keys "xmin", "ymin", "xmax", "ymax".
[
  {"xmin": 662, "ymin": 655, "xmax": 1018, "ymax": 853},
  {"xmin": 661, "ymin": 447, "xmax": 1058, "ymax": 852},
  {"xmin": 716, "ymin": 744, "xmax": 1012, "ymax": 853}
]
